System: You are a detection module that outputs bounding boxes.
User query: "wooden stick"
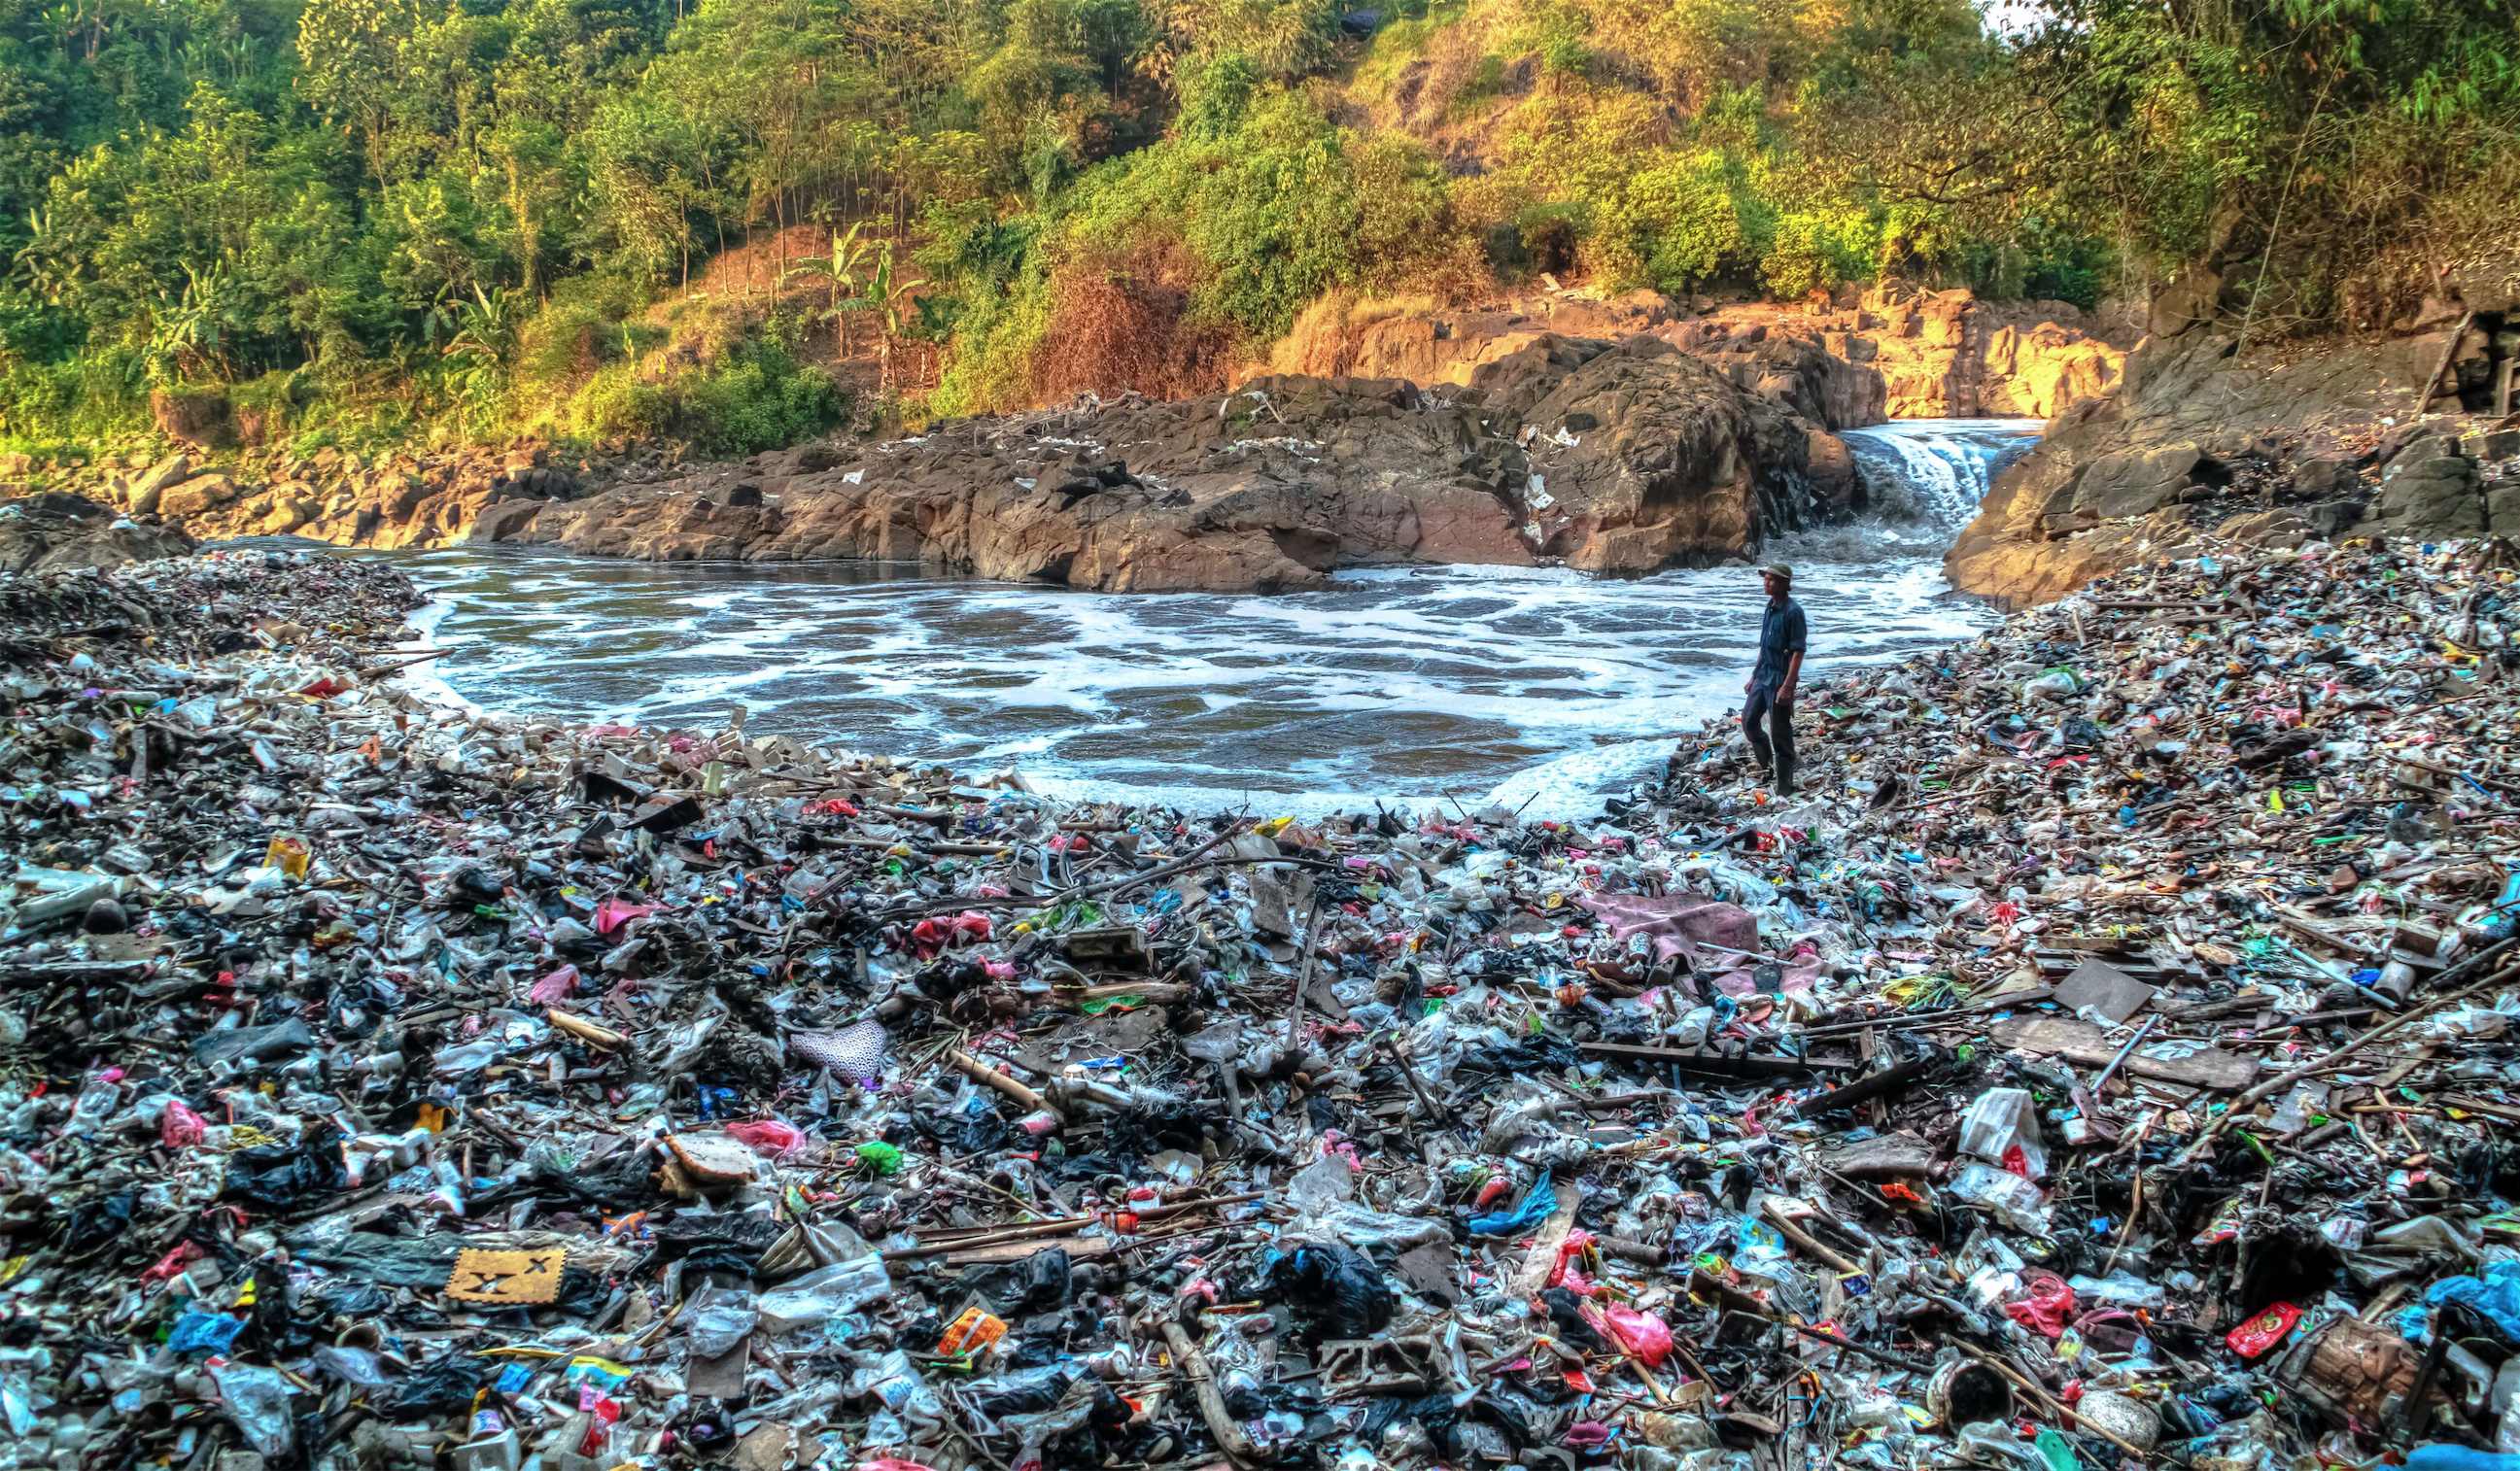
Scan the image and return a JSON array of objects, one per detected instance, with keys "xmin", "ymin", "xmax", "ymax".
[
  {"xmin": 2418, "ymin": 311, "xmax": 2475, "ymax": 411},
  {"xmin": 949, "ymin": 1046, "xmax": 1053, "ymax": 1115},
  {"xmin": 1157, "ymin": 1317, "xmax": 1261, "ymax": 1467},
  {"xmin": 1759, "ymin": 1198, "xmax": 1863, "ymax": 1276},
  {"xmin": 1287, "ymin": 890, "xmax": 1325, "ymax": 1056}
]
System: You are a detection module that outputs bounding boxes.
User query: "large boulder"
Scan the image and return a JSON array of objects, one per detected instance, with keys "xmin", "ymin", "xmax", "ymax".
[
  {"xmin": 2365, "ymin": 449, "xmax": 2483, "ymax": 533},
  {"xmin": 121, "ymin": 455, "xmax": 193, "ymax": 516},
  {"xmin": 1505, "ymin": 337, "xmax": 1795, "ymax": 573},
  {"xmin": 158, "ymin": 473, "xmax": 242, "ymax": 521},
  {"xmin": 0, "ymin": 492, "xmax": 194, "ymax": 572}
]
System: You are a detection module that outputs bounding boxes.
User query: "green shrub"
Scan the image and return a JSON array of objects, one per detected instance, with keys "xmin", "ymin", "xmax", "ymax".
[
  {"xmin": 515, "ymin": 274, "xmax": 645, "ymax": 389},
  {"xmin": 569, "ymin": 363, "xmax": 676, "ymax": 443},
  {"xmin": 677, "ymin": 338, "xmax": 843, "ymax": 454},
  {"xmin": 0, "ymin": 352, "xmax": 149, "ymax": 444}
]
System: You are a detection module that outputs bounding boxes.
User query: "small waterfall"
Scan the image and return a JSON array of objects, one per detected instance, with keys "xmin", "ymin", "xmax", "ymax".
[{"xmin": 1842, "ymin": 419, "xmax": 2043, "ymax": 530}]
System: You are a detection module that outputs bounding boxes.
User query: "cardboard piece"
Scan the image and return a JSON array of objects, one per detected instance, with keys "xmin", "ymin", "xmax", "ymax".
[
  {"xmin": 446, "ymin": 1247, "xmax": 568, "ymax": 1305},
  {"xmin": 2054, "ymin": 957, "xmax": 2160, "ymax": 1025}
]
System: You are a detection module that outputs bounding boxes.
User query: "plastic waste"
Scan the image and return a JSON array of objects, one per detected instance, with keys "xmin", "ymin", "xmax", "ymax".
[
  {"xmin": 1957, "ymin": 1086, "xmax": 2049, "ymax": 1180},
  {"xmin": 758, "ymin": 1255, "xmax": 892, "ymax": 1334}
]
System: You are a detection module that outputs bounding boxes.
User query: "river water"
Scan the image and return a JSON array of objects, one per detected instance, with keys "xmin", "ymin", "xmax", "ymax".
[{"xmin": 398, "ymin": 419, "xmax": 2037, "ymax": 816}]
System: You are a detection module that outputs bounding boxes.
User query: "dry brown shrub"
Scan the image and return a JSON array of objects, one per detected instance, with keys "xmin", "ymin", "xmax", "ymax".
[{"xmin": 1032, "ymin": 244, "xmax": 1236, "ymax": 402}]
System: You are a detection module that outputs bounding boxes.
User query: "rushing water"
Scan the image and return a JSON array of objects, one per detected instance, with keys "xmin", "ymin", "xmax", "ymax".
[{"xmin": 398, "ymin": 419, "xmax": 2039, "ymax": 817}]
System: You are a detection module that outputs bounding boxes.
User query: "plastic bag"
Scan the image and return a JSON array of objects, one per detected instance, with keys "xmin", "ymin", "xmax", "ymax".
[
  {"xmin": 210, "ymin": 1361, "xmax": 297, "ymax": 1458},
  {"xmin": 2005, "ymin": 1273, "xmax": 2077, "ymax": 1337},
  {"xmin": 725, "ymin": 1119, "xmax": 805, "ymax": 1156},
  {"xmin": 1957, "ymin": 1087, "xmax": 2049, "ymax": 1180},
  {"xmin": 1596, "ymin": 1304, "xmax": 1674, "ymax": 1367},
  {"xmin": 758, "ymin": 1254, "xmax": 891, "ymax": 1334},
  {"xmin": 683, "ymin": 1284, "xmax": 759, "ymax": 1356},
  {"xmin": 220, "ymin": 1125, "xmax": 349, "ymax": 1210},
  {"xmin": 1468, "ymin": 1171, "xmax": 1559, "ymax": 1237},
  {"xmin": 159, "ymin": 1099, "xmax": 207, "ymax": 1149},
  {"xmin": 1257, "ymin": 1243, "xmax": 1396, "ymax": 1338},
  {"xmin": 1949, "ymin": 1163, "xmax": 2052, "ymax": 1232},
  {"xmin": 2426, "ymin": 1261, "xmax": 2520, "ymax": 1343}
]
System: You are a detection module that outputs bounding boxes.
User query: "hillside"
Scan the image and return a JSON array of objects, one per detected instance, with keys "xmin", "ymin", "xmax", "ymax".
[{"xmin": 0, "ymin": 0, "xmax": 2513, "ymax": 462}]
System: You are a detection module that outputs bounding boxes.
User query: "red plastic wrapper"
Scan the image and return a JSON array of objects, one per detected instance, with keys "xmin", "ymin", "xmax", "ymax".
[
  {"xmin": 160, "ymin": 1099, "xmax": 207, "ymax": 1149},
  {"xmin": 1548, "ymin": 1230, "xmax": 1596, "ymax": 1290},
  {"xmin": 724, "ymin": 1119, "xmax": 806, "ymax": 1156},
  {"xmin": 2005, "ymin": 1273, "xmax": 2078, "ymax": 1338},
  {"xmin": 1596, "ymin": 1304, "xmax": 1674, "ymax": 1367},
  {"xmin": 2226, "ymin": 1301, "xmax": 2302, "ymax": 1358},
  {"xmin": 594, "ymin": 898, "xmax": 659, "ymax": 936},
  {"xmin": 910, "ymin": 910, "xmax": 994, "ymax": 957}
]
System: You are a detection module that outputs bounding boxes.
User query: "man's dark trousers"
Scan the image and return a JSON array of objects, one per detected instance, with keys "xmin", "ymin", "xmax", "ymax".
[{"xmin": 1743, "ymin": 682, "xmax": 1795, "ymax": 791}]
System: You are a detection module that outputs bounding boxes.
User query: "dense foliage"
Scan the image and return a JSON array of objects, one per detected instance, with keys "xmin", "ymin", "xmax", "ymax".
[{"xmin": 0, "ymin": 0, "xmax": 2510, "ymax": 448}]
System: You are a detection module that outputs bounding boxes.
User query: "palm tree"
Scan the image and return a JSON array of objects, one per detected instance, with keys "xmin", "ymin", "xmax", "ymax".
[{"xmin": 782, "ymin": 222, "xmax": 873, "ymax": 356}]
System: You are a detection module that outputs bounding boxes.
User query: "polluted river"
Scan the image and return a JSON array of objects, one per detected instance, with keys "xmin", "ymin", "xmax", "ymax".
[{"xmin": 394, "ymin": 419, "xmax": 2039, "ymax": 816}]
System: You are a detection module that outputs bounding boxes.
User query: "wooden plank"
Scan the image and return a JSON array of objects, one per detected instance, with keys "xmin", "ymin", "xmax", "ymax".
[
  {"xmin": 1990, "ymin": 1013, "xmax": 2259, "ymax": 1091},
  {"xmin": 1579, "ymin": 1043, "xmax": 1853, "ymax": 1077}
]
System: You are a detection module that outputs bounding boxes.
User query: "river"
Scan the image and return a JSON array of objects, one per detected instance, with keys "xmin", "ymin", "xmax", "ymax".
[{"xmin": 397, "ymin": 419, "xmax": 2037, "ymax": 817}]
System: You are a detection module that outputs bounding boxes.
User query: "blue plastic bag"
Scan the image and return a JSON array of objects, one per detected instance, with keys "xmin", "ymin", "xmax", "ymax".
[{"xmin": 1468, "ymin": 1171, "xmax": 1559, "ymax": 1237}]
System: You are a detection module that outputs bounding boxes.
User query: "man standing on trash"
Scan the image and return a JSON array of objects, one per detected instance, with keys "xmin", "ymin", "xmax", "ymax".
[{"xmin": 1742, "ymin": 562, "xmax": 1806, "ymax": 795}]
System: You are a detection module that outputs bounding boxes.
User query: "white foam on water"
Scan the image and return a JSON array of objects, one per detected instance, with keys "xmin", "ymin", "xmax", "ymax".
[{"xmin": 389, "ymin": 422, "xmax": 2032, "ymax": 818}]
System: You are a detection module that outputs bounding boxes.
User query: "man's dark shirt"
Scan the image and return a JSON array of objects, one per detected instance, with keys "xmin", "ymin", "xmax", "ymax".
[{"xmin": 1751, "ymin": 596, "xmax": 1808, "ymax": 693}]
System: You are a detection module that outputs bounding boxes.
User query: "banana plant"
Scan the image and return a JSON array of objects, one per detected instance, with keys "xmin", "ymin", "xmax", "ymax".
[
  {"xmin": 863, "ymin": 241, "xmax": 926, "ymax": 394},
  {"xmin": 782, "ymin": 222, "xmax": 874, "ymax": 355},
  {"xmin": 437, "ymin": 284, "xmax": 525, "ymax": 421},
  {"xmin": 145, "ymin": 260, "xmax": 239, "ymax": 384}
]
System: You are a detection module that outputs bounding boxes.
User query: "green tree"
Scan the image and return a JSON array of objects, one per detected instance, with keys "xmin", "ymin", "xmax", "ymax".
[{"xmin": 294, "ymin": 0, "xmax": 433, "ymax": 182}]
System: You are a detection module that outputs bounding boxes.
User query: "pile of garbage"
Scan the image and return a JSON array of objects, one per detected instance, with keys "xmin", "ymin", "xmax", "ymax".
[{"xmin": 7, "ymin": 539, "xmax": 2520, "ymax": 1471}]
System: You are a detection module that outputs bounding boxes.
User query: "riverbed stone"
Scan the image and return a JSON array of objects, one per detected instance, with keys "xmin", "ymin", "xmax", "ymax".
[
  {"xmin": 2375, "ymin": 456, "xmax": 2483, "ymax": 530},
  {"xmin": 158, "ymin": 473, "xmax": 240, "ymax": 520},
  {"xmin": 123, "ymin": 455, "xmax": 192, "ymax": 516}
]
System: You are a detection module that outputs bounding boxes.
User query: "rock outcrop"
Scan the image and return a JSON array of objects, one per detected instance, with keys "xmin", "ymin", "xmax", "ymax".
[
  {"xmin": 1262, "ymin": 283, "xmax": 2123, "ymax": 426},
  {"xmin": 1493, "ymin": 336, "xmax": 1855, "ymax": 573},
  {"xmin": 1844, "ymin": 283, "xmax": 2127, "ymax": 419},
  {"xmin": 0, "ymin": 491, "xmax": 194, "ymax": 573},
  {"xmin": 1947, "ymin": 323, "xmax": 2519, "ymax": 605},
  {"xmin": 506, "ymin": 375, "xmax": 1536, "ymax": 592},
  {"xmin": 48, "ymin": 334, "xmax": 1881, "ymax": 590}
]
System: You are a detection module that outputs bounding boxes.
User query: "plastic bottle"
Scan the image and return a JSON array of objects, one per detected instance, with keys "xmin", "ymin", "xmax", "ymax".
[
  {"xmin": 758, "ymin": 1253, "xmax": 891, "ymax": 1333},
  {"xmin": 2034, "ymin": 1428, "xmax": 2082, "ymax": 1471}
]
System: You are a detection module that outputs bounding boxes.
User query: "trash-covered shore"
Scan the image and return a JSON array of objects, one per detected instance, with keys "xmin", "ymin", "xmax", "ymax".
[{"xmin": 7, "ymin": 539, "xmax": 2520, "ymax": 1471}]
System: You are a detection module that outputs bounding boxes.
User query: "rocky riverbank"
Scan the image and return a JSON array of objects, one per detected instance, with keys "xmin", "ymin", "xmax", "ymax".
[
  {"xmin": 18, "ymin": 340, "xmax": 1877, "ymax": 593},
  {"xmin": 10, "ymin": 536, "xmax": 2520, "ymax": 1468},
  {"xmin": 1948, "ymin": 261, "xmax": 2520, "ymax": 604},
  {"xmin": 5, "ymin": 285, "xmax": 2128, "ymax": 594},
  {"xmin": 21, "ymin": 276, "xmax": 2512, "ymax": 601}
]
